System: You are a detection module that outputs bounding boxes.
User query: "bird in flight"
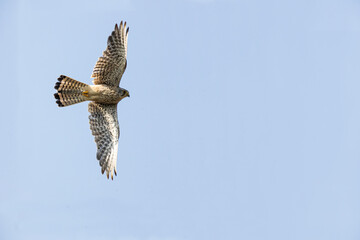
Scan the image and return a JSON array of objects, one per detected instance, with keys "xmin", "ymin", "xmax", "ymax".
[{"xmin": 54, "ymin": 21, "xmax": 130, "ymax": 180}]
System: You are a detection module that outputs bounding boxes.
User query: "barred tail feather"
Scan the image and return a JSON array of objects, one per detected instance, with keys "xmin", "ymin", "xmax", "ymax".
[{"xmin": 54, "ymin": 75, "xmax": 89, "ymax": 107}]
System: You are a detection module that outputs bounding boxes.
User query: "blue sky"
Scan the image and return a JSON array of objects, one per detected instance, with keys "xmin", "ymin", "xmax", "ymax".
[{"xmin": 1, "ymin": 0, "xmax": 360, "ymax": 239}]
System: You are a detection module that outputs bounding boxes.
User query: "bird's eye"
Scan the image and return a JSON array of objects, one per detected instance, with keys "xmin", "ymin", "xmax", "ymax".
[{"xmin": 122, "ymin": 91, "xmax": 127, "ymax": 96}]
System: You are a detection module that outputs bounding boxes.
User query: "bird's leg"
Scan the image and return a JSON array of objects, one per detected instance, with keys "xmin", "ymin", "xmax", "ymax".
[{"xmin": 82, "ymin": 91, "xmax": 89, "ymax": 97}]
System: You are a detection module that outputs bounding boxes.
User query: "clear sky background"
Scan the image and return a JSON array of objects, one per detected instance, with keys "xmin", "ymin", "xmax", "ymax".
[{"xmin": 1, "ymin": 0, "xmax": 360, "ymax": 239}]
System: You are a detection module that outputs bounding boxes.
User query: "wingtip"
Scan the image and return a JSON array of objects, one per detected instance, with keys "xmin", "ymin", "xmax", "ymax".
[{"xmin": 107, "ymin": 35, "xmax": 112, "ymax": 44}]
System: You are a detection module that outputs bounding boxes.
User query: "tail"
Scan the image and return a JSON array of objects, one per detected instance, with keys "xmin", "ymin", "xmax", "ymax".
[{"xmin": 54, "ymin": 75, "xmax": 89, "ymax": 107}]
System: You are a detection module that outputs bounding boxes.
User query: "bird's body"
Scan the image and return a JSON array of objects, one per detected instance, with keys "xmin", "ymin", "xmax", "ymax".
[
  {"xmin": 54, "ymin": 21, "xmax": 130, "ymax": 180},
  {"xmin": 85, "ymin": 84, "xmax": 129, "ymax": 104}
]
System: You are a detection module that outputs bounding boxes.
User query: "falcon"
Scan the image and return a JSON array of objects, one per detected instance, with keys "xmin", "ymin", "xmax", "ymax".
[{"xmin": 54, "ymin": 21, "xmax": 130, "ymax": 180}]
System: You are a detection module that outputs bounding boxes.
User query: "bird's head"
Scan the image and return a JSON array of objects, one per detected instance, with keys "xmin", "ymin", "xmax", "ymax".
[{"xmin": 119, "ymin": 88, "xmax": 130, "ymax": 98}]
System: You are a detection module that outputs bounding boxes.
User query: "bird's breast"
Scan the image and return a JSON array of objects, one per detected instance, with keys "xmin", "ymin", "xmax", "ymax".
[{"xmin": 87, "ymin": 85, "xmax": 121, "ymax": 104}]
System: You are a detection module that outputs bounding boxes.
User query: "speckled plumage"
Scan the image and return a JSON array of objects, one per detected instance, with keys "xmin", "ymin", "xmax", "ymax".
[
  {"xmin": 88, "ymin": 102, "xmax": 120, "ymax": 179},
  {"xmin": 54, "ymin": 21, "xmax": 130, "ymax": 180}
]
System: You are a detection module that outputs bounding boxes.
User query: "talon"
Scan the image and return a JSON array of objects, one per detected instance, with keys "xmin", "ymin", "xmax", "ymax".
[{"xmin": 82, "ymin": 91, "xmax": 89, "ymax": 97}]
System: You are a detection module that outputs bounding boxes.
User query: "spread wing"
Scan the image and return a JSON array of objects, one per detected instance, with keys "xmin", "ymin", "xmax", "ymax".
[
  {"xmin": 88, "ymin": 102, "xmax": 120, "ymax": 179},
  {"xmin": 91, "ymin": 21, "xmax": 129, "ymax": 87}
]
